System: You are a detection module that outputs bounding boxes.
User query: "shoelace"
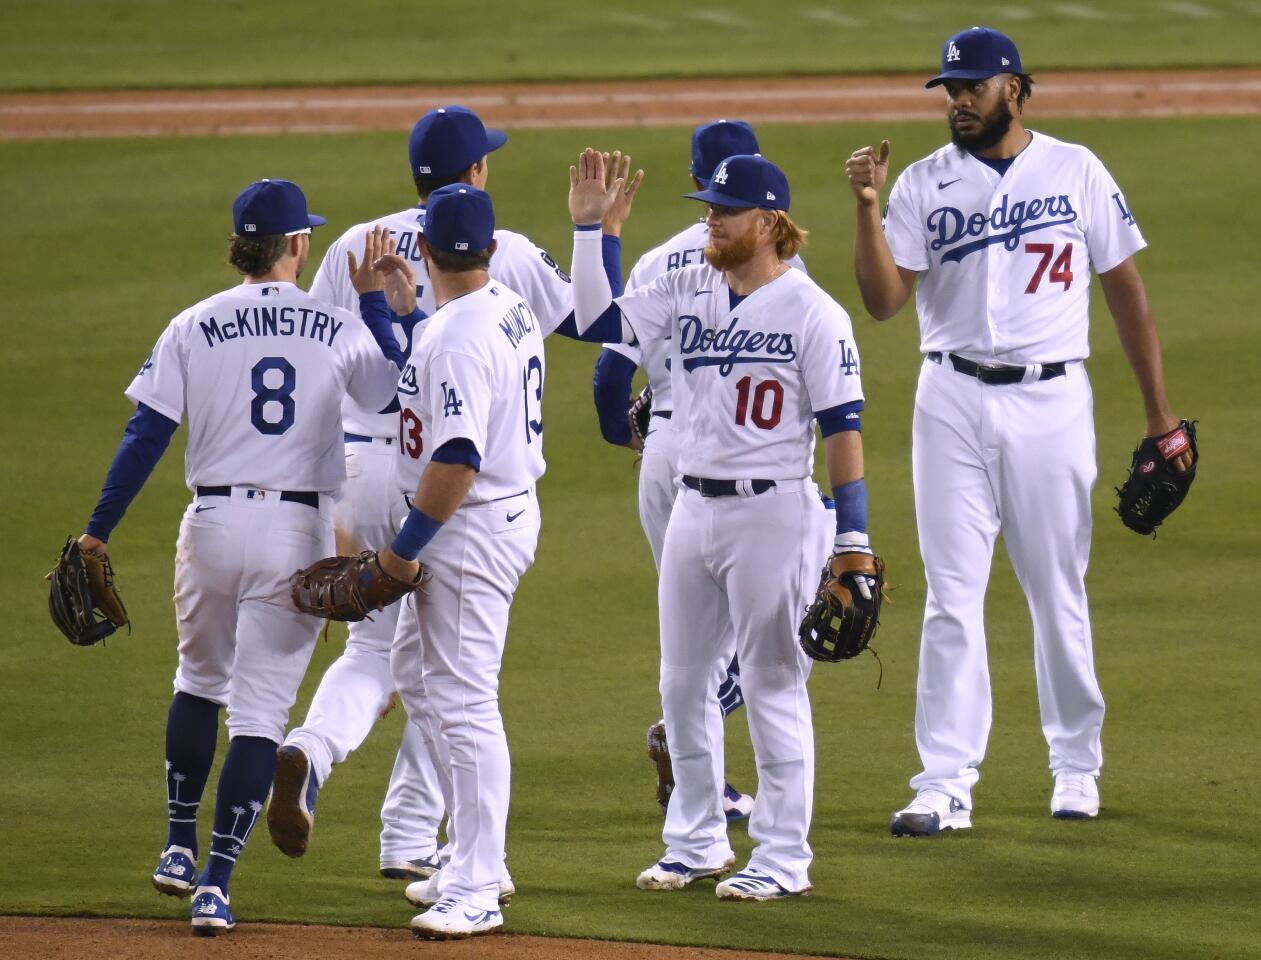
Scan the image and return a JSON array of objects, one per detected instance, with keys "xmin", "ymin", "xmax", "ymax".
[
  {"xmin": 429, "ymin": 898, "xmax": 457, "ymax": 914},
  {"xmin": 1057, "ymin": 772, "xmax": 1093, "ymax": 794}
]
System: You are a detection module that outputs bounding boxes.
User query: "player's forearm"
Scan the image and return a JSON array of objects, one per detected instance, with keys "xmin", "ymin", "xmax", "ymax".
[
  {"xmin": 853, "ymin": 201, "xmax": 909, "ymax": 320},
  {"xmin": 824, "ymin": 429, "xmax": 865, "ymax": 489},
  {"xmin": 1100, "ymin": 260, "xmax": 1177, "ymax": 434},
  {"xmin": 85, "ymin": 403, "xmax": 179, "ymax": 541},
  {"xmin": 571, "ymin": 226, "xmax": 618, "ymax": 335},
  {"xmin": 412, "ymin": 461, "xmax": 478, "ymax": 523}
]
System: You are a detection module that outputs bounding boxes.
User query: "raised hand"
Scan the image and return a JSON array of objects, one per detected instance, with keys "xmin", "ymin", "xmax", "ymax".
[
  {"xmin": 373, "ymin": 252, "xmax": 418, "ymax": 315},
  {"xmin": 600, "ymin": 149, "xmax": 646, "ymax": 237},
  {"xmin": 569, "ymin": 147, "xmax": 625, "ymax": 226},
  {"xmin": 348, "ymin": 225, "xmax": 393, "ymax": 294},
  {"xmin": 845, "ymin": 140, "xmax": 891, "ymax": 206}
]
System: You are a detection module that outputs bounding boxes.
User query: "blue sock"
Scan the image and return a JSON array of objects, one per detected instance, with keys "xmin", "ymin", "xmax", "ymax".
[
  {"xmin": 164, "ymin": 692, "xmax": 220, "ymax": 858},
  {"xmin": 717, "ymin": 654, "xmax": 745, "ymax": 717},
  {"xmin": 201, "ymin": 736, "xmax": 278, "ymax": 893}
]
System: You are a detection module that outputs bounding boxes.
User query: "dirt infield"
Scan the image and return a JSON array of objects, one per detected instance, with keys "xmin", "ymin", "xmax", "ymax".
[
  {"xmin": 0, "ymin": 916, "xmax": 841, "ymax": 959},
  {"xmin": 2, "ymin": 68, "xmax": 1260, "ymax": 140}
]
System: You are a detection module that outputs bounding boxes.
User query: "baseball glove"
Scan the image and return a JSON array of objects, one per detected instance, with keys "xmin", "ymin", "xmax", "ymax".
[
  {"xmin": 629, "ymin": 384, "xmax": 652, "ymax": 447},
  {"xmin": 47, "ymin": 537, "xmax": 129, "ymax": 646},
  {"xmin": 1116, "ymin": 419, "xmax": 1199, "ymax": 536},
  {"xmin": 799, "ymin": 552, "xmax": 886, "ymax": 662},
  {"xmin": 290, "ymin": 551, "xmax": 423, "ymax": 622}
]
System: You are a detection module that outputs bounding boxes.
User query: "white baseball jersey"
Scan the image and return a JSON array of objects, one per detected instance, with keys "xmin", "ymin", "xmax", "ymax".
[
  {"xmin": 310, "ymin": 206, "xmax": 576, "ymax": 438},
  {"xmin": 394, "ymin": 280, "xmax": 546, "ymax": 501},
  {"xmin": 604, "ymin": 220, "xmax": 807, "ymax": 415},
  {"xmin": 615, "ymin": 266, "xmax": 863, "ymax": 480},
  {"xmin": 126, "ymin": 280, "xmax": 396, "ymax": 493},
  {"xmin": 883, "ymin": 131, "xmax": 1145, "ymax": 362}
]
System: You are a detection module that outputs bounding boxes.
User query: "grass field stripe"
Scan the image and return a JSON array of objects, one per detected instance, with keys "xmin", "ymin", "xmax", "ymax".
[
  {"xmin": 606, "ymin": 12, "xmax": 672, "ymax": 31},
  {"xmin": 1053, "ymin": 2, "xmax": 1128, "ymax": 18},
  {"xmin": 687, "ymin": 9, "xmax": 754, "ymax": 28},
  {"xmin": 1161, "ymin": 1, "xmax": 1222, "ymax": 14},
  {"xmin": 800, "ymin": 7, "xmax": 865, "ymax": 27}
]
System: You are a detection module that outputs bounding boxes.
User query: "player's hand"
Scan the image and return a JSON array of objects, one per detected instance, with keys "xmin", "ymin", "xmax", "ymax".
[
  {"xmin": 378, "ymin": 545, "xmax": 420, "ymax": 584},
  {"xmin": 348, "ymin": 225, "xmax": 393, "ymax": 294},
  {"xmin": 1145, "ymin": 415, "xmax": 1196, "ymax": 472},
  {"xmin": 846, "ymin": 140, "xmax": 890, "ymax": 207},
  {"xmin": 600, "ymin": 150, "xmax": 645, "ymax": 237},
  {"xmin": 77, "ymin": 534, "xmax": 107, "ymax": 555},
  {"xmin": 373, "ymin": 252, "xmax": 418, "ymax": 315},
  {"xmin": 569, "ymin": 148, "xmax": 624, "ymax": 226}
]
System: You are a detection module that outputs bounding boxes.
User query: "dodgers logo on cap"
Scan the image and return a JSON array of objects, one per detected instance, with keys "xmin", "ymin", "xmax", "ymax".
[
  {"xmin": 684, "ymin": 154, "xmax": 790, "ymax": 212},
  {"xmin": 232, "ymin": 179, "xmax": 327, "ymax": 236},
  {"xmin": 926, "ymin": 26, "xmax": 1023, "ymax": 88},
  {"xmin": 423, "ymin": 184, "xmax": 495, "ymax": 255},
  {"xmin": 409, "ymin": 106, "xmax": 509, "ymax": 179}
]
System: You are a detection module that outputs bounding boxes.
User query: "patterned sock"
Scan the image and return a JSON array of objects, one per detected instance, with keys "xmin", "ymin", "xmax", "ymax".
[
  {"xmin": 201, "ymin": 736, "xmax": 278, "ymax": 894},
  {"xmin": 164, "ymin": 692, "xmax": 221, "ymax": 858},
  {"xmin": 717, "ymin": 654, "xmax": 745, "ymax": 717}
]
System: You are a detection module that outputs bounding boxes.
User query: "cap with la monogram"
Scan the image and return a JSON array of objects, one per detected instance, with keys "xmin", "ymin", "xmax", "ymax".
[
  {"xmin": 232, "ymin": 179, "xmax": 327, "ymax": 236},
  {"xmin": 684, "ymin": 154, "xmax": 790, "ymax": 212},
  {"xmin": 926, "ymin": 26, "xmax": 1023, "ymax": 88},
  {"xmin": 423, "ymin": 184, "xmax": 495, "ymax": 254}
]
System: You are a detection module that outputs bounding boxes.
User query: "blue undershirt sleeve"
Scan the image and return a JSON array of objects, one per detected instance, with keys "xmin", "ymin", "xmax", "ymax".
[
  {"xmin": 592, "ymin": 349, "xmax": 638, "ymax": 445},
  {"xmin": 85, "ymin": 403, "xmax": 180, "ymax": 541},
  {"xmin": 553, "ymin": 303, "xmax": 628, "ymax": 343},
  {"xmin": 815, "ymin": 399, "xmax": 864, "ymax": 436},
  {"xmin": 601, "ymin": 235, "xmax": 624, "ymax": 297},
  {"xmin": 357, "ymin": 291, "xmax": 408, "ymax": 369},
  {"xmin": 430, "ymin": 437, "xmax": 482, "ymax": 472}
]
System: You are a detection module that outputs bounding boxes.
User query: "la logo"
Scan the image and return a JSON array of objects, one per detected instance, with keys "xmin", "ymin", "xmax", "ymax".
[
  {"xmin": 711, "ymin": 162, "xmax": 729, "ymax": 186},
  {"xmin": 946, "ymin": 41, "xmax": 961, "ymax": 62}
]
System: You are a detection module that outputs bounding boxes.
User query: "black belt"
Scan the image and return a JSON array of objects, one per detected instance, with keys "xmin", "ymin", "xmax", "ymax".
[
  {"xmin": 682, "ymin": 476, "xmax": 775, "ymax": 498},
  {"xmin": 928, "ymin": 352, "xmax": 1066, "ymax": 385},
  {"xmin": 344, "ymin": 432, "xmax": 395, "ymax": 444},
  {"xmin": 196, "ymin": 485, "xmax": 320, "ymax": 508},
  {"xmin": 652, "ymin": 410, "xmax": 672, "ymax": 420}
]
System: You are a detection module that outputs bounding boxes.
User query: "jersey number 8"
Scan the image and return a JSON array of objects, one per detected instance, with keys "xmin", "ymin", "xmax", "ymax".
[{"xmin": 250, "ymin": 357, "xmax": 296, "ymax": 435}]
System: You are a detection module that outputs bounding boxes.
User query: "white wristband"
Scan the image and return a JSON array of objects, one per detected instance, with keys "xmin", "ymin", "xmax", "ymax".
[{"xmin": 833, "ymin": 531, "xmax": 872, "ymax": 554}]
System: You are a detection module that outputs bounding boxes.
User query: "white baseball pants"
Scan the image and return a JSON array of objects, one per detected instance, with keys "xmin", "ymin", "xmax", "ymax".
[
  {"xmin": 281, "ymin": 440, "xmax": 443, "ymax": 861},
  {"xmin": 392, "ymin": 489, "xmax": 540, "ymax": 913},
  {"xmin": 657, "ymin": 481, "xmax": 828, "ymax": 893},
  {"xmin": 909, "ymin": 357, "xmax": 1105, "ymax": 804},
  {"xmin": 172, "ymin": 489, "xmax": 332, "ymax": 743}
]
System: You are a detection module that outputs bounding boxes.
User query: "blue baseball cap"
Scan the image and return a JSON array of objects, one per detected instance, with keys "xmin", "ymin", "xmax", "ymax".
[
  {"xmin": 926, "ymin": 26, "xmax": 1023, "ymax": 88},
  {"xmin": 232, "ymin": 179, "xmax": 326, "ymax": 236},
  {"xmin": 423, "ymin": 184, "xmax": 495, "ymax": 254},
  {"xmin": 684, "ymin": 154, "xmax": 790, "ymax": 212},
  {"xmin": 690, "ymin": 120, "xmax": 760, "ymax": 187},
  {"xmin": 409, "ymin": 106, "xmax": 508, "ymax": 178}
]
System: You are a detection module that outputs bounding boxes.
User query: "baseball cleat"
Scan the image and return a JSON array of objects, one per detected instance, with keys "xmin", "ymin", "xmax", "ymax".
[
  {"xmin": 647, "ymin": 720, "xmax": 674, "ymax": 812},
  {"xmin": 723, "ymin": 782, "xmax": 754, "ymax": 822},
  {"xmin": 636, "ymin": 857, "xmax": 735, "ymax": 891},
  {"xmin": 152, "ymin": 845, "xmax": 199, "ymax": 897},
  {"xmin": 1051, "ymin": 771, "xmax": 1100, "ymax": 819},
  {"xmin": 890, "ymin": 789, "xmax": 972, "ymax": 837},
  {"xmin": 405, "ymin": 871, "xmax": 515, "ymax": 908},
  {"xmin": 189, "ymin": 886, "xmax": 235, "ymax": 937},
  {"xmin": 267, "ymin": 745, "xmax": 319, "ymax": 858},
  {"xmin": 380, "ymin": 851, "xmax": 442, "ymax": 881},
  {"xmin": 411, "ymin": 897, "xmax": 503, "ymax": 940},
  {"xmin": 715, "ymin": 868, "xmax": 807, "ymax": 901}
]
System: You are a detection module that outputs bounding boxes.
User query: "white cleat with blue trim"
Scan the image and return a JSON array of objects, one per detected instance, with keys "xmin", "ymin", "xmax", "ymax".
[{"xmin": 411, "ymin": 897, "xmax": 503, "ymax": 940}]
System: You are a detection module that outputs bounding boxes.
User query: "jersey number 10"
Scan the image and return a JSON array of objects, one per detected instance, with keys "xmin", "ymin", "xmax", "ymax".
[{"xmin": 734, "ymin": 376, "xmax": 784, "ymax": 430}]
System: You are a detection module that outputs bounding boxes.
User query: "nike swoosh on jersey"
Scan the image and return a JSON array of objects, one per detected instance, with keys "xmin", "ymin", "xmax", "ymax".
[
  {"xmin": 937, "ymin": 178, "xmax": 962, "ymax": 190},
  {"xmin": 506, "ymin": 510, "xmax": 525, "ymax": 522},
  {"xmin": 695, "ymin": 290, "xmax": 713, "ymax": 295}
]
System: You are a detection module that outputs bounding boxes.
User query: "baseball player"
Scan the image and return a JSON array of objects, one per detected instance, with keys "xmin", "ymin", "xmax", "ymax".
[
  {"xmin": 268, "ymin": 105, "xmax": 633, "ymax": 878},
  {"xmin": 320, "ymin": 184, "xmax": 546, "ymax": 939},
  {"xmin": 593, "ymin": 120, "xmax": 813, "ymax": 822},
  {"xmin": 570, "ymin": 150, "xmax": 873, "ymax": 900},
  {"xmin": 75, "ymin": 179, "xmax": 399, "ymax": 935},
  {"xmin": 845, "ymin": 27, "xmax": 1191, "ymax": 836}
]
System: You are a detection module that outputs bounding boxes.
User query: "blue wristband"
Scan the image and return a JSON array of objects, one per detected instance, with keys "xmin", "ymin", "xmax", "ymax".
[
  {"xmin": 391, "ymin": 508, "xmax": 444, "ymax": 561},
  {"xmin": 832, "ymin": 478, "xmax": 868, "ymax": 535}
]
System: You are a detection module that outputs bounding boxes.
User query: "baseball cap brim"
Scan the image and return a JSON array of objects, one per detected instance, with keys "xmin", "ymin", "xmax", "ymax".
[
  {"xmin": 683, "ymin": 188, "xmax": 761, "ymax": 209},
  {"xmin": 307, "ymin": 213, "xmax": 327, "ymax": 228},
  {"xmin": 926, "ymin": 68, "xmax": 1008, "ymax": 88},
  {"xmin": 485, "ymin": 128, "xmax": 508, "ymax": 154}
]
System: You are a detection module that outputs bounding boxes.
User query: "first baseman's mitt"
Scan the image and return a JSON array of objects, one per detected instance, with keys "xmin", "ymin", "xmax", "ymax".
[
  {"xmin": 629, "ymin": 384, "xmax": 652, "ymax": 446},
  {"xmin": 1115, "ymin": 419, "xmax": 1199, "ymax": 536},
  {"xmin": 47, "ymin": 537, "xmax": 130, "ymax": 646},
  {"xmin": 799, "ymin": 552, "xmax": 886, "ymax": 662},
  {"xmin": 290, "ymin": 551, "xmax": 423, "ymax": 622}
]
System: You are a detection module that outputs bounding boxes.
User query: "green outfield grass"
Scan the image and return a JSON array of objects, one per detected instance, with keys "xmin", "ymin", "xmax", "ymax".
[
  {"xmin": 3, "ymin": 0, "xmax": 1261, "ymax": 91},
  {"xmin": 1, "ymin": 116, "xmax": 1258, "ymax": 960}
]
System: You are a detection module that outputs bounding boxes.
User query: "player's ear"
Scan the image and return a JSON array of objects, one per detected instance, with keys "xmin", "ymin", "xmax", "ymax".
[
  {"xmin": 486, "ymin": 238, "xmax": 498, "ymax": 258},
  {"xmin": 417, "ymin": 234, "xmax": 431, "ymax": 262}
]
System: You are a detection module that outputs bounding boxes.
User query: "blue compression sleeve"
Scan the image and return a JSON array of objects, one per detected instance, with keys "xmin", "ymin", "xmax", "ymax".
[
  {"xmin": 816, "ymin": 399, "xmax": 864, "ymax": 436},
  {"xmin": 553, "ymin": 303, "xmax": 628, "ymax": 343},
  {"xmin": 592, "ymin": 349, "xmax": 638, "ymax": 445},
  {"xmin": 601, "ymin": 235, "xmax": 624, "ymax": 297},
  {"xmin": 357, "ymin": 291, "xmax": 408, "ymax": 369},
  {"xmin": 430, "ymin": 437, "xmax": 482, "ymax": 472},
  {"xmin": 391, "ymin": 508, "xmax": 444, "ymax": 560},
  {"xmin": 831, "ymin": 478, "xmax": 868, "ymax": 535},
  {"xmin": 85, "ymin": 402, "xmax": 179, "ymax": 541}
]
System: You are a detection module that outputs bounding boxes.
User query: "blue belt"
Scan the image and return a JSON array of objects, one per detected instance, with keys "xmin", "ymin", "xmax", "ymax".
[
  {"xmin": 344, "ymin": 432, "xmax": 395, "ymax": 444},
  {"xmin": 196, "ymin": 485, "xmax": 319, "ymax": 508}
]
